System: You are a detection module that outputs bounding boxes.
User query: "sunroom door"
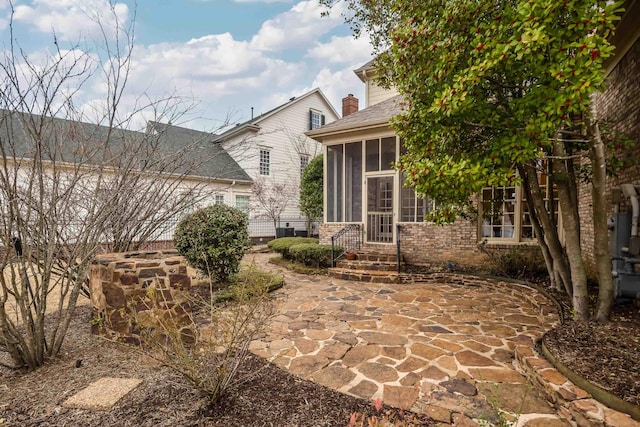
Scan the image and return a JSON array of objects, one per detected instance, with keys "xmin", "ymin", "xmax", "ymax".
[{"xmin": 366, "ymin": 175, "xmax": 394, "ymax": 243}]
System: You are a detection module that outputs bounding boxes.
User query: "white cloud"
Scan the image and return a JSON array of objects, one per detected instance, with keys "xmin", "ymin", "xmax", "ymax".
[
  {"xmin": 13, "ymin": 0, "xmax": 129, "ymax": 41},
  {"xmin": 308, "ymin": 67, "xmax": 365, "ymax": 115},
  {"xmin": 5, "ymin": 0, "xmax": 373, "ymax": 130},
  {"xmin": 306, "ymin": 34, "xmax": 372, "ymax": 65},
  {"xmin": 249, "ymin": 0, "xmax": 344, "ymax": 51}
]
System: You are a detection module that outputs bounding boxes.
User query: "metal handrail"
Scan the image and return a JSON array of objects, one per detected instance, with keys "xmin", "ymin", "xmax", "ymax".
[
  {"xmin": 330, "ymin": 224, "xmax": 362, "ymax": 267},
  {"xmin": 396, "ymin": 223, "xmax": 402, "ymax": 273}
]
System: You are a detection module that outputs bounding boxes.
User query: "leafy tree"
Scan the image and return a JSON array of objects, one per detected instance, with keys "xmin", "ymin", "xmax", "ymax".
[
  {"xmin": 322, "ymin": 0, "xmax": 624, "ymax": 322},
  {"xmin": 300, "ymin": 156, "xmax": 323, "ymax": 235}
]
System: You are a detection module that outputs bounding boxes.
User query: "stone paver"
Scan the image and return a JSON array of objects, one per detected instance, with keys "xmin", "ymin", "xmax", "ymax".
[
  {"xmin": 244, "ymin": 253, "xmax": 585, "ymax": 425},
  {"xmin": 63, "ymin": 377, "xmax": 142, "ymax": 410}
]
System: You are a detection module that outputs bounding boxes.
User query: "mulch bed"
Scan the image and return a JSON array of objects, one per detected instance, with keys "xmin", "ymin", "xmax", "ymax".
[
  {"xmin": 0, "ymin": 306, "xmax": 432, "ymax": 426},
  {"xmin": 543, "ymin": 300, "xmax": 640, "ymax": 406}
]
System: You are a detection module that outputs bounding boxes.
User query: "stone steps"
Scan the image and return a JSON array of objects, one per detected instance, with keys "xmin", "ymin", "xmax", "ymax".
[
  {"xmin": 328, "ymin": 267, "xmax": 401, "ymax": 284},
  {"xmin": 335, "ymin": 259, "xmax": 400, "ymax": 272},
  {"xmin": 330, "ymin": 248, "xmax": 404, "ymax": 283}
]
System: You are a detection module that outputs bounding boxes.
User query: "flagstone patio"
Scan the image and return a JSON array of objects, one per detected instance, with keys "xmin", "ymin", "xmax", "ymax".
[{"xmin": 246, "ymin": 253, "xmax": 569, "ymax": 426}]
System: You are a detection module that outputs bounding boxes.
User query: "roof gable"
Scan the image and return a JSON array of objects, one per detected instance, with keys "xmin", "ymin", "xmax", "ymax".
[{"xmin": 215, "ymin": 88, "xmax": 339, "ymax": 142}]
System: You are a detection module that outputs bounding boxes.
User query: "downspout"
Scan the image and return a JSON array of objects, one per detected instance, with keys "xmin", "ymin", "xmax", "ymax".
[{"xmin": 621, "ymin": 184, "xmax": 639, "ymax": 236}]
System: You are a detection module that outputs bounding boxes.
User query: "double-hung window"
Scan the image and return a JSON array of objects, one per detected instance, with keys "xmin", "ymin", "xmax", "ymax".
[
  {"xmin": 214, "ymin": 195, "xmax": 224, "ymax": 205},
  {"xmin": 300, "ymin": 154, "xmax": 310, "ymax": 176},
  {"xmin": 259, "ymin": 149, "xmax": 270, "ymax": 176},
  {"xmin": 235, "ymin": 195, "xmax": 250, "ymax": 215},
  {"xmin": 309, "ymin": 110, "xmax": 325, "ymax": 130},
  {"xmin": 480, "ymin": 171, "xmax": 558, "ymax": 242}
]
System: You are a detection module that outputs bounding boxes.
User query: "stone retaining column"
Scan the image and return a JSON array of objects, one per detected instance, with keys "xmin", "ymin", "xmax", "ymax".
[{"xmin": 89, "ymin": 250, "xmax": 192, "ymax": 344}]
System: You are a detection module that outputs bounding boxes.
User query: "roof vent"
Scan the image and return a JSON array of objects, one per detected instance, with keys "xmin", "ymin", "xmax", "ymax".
[{"xmin": 289, "ymin": 97, "xmax": 295, "ymax": 101}]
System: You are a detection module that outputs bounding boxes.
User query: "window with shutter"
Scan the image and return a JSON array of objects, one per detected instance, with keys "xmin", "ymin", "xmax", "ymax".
[{"xmin": 310, "ymin": 110, "xmax": 322, "ymax": 130}]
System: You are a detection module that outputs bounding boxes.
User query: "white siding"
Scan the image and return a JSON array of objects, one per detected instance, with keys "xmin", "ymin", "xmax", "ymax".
[
  {"xmin": 366, "ymin": 81, "xmax": 399, "ymax": 108},
  {"xmin": 222, "ymin": 91, "xmax": 339, "ymax": 218}
]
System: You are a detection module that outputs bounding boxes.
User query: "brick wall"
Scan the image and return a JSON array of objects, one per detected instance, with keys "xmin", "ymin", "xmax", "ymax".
[
  {"xmin": 398, "ymin": 222, "xmax": 486, "ymax": 267},
  {"xmin": 580, "ymin": 36, "xmax": 640, "ymax": 269},
  {"xmin": 320, "ymin": 221, "xmax": 487, "ymax": 266}
]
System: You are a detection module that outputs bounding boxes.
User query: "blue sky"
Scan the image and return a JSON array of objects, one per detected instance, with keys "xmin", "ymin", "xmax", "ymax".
[{"xmin": 0, "ymin": 0, "xmax": 374, "ymax": 131}]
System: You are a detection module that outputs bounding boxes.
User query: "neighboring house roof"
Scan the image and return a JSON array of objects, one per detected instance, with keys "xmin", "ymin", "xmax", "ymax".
[
  {"xmin": 0, "ymin": 110, "xmax": 251, "ymax": 183},
  {"xmin": 148, "ymin": 121, "xmax": 252, "ymax": 182},
  {"xmin": 214, "ymin": 87, "xmax": 340, "ymax": 142},
  {"xmin": 306, "ymin": 95, "xmax": 405, "ymax": 139}
]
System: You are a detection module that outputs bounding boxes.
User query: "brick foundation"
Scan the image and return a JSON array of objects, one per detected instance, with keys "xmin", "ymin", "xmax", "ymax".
[{"xmin": 320, "ymin": 221, "xmax": 487, "ymax": 267}]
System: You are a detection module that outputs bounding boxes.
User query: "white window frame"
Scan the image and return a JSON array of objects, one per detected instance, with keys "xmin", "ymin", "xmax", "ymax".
[
  {"xmin": 300, "ymin": 154, "xmax": 310, "ymax": 177},
  {"xmin": 399, "ymin": 173, "xmax": 437, "ymax": 223},
  {"xmin": 214, "ymin": 194, "xmax": 224, "ymax": 205},
  {"xmin": 259, "ymin": 149, "xmax": 270, "ymax": 176},
  {"xmin": 479, "ymin": 177, "xmax": 558, "ymax": 244},
  {"xmin": 310, "ymin": 110, "xmax": 322, "ymax": 130},
  {"xmin": 235, "ymin": 195, "xmax": 250, "ymax": 215}
]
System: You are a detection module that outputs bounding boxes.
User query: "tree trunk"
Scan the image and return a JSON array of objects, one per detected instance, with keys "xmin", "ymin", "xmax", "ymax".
[
  {"xmin": 553, "ymin": 140, "xmax": 590, "ymax": 320},
  {"xmin": 519, "ymin": 165, "xmax": 557, "ymax": 289},
  {"xmin": 587, "ymin": 112, "xmax": 615, "ymax": 323},
  {"xmin": 520, "ymin": 163, "xmax": 573, "ymax": 296}
]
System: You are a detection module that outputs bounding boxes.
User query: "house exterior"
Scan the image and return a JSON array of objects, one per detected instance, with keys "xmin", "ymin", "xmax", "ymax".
[
  {"xmin": 148, "ymin": 121, "xmax": 253, "ymax": 210},
  {"xmin": 215, "ymin": 88, "xmax": 339, "ymax": 228},
  {"xmin": 0, "ymin": 110, "xmax": 253, "ymax": 248},
  {"xmin": 579, "ymin": 1, "xmax": 640, "ymax": 269},
  {"xmin": 307, "ymin": 73, "xmax": 485, "ymax": 267},
  {"xmin": 308, "ymin": 4, "xmax": 640, "ymax": 268}
]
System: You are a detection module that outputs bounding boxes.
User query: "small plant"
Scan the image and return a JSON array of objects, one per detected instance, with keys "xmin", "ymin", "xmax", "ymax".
[
  {"xmin": 267, "ymin": 237, "xmax": 318, "ymax": 259},
  {"xmin": 347, "ymin": 397, "xmax": 430, "ymax": 427},
  {"xmin": 174, "ymin": 204, "xmax": 249, "ymax": 282},
  {"xmin": 478, "ymin": 242, "xmax": 548, "ymax": 281},
  {"xmin": 132, "ymin": 266, "xmax": 276, "ymax": 403}
]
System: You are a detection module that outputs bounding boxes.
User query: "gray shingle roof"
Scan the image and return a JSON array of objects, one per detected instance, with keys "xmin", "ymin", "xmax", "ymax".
[
  {"xmin": 148, "ymin": 121, "xmax": 251, "ymax": 181},
  {"xmin": 0, "ymin": 110, "xmax": 251, "ymax": 182},
  {"xmin": 307, "ymin": 95, "xmax": 405, "ymax": 138}
]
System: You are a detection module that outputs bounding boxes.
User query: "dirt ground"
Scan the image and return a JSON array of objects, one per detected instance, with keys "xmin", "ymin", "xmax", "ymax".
[{"xmin": 0, "ymin": 306, "xmax": 431, "ymax": 427}]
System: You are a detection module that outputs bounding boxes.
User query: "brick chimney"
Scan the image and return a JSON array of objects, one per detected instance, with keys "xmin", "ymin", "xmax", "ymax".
[{"xmin": 342, "ymin": 94, "xmax": 359, "ymax": 117}]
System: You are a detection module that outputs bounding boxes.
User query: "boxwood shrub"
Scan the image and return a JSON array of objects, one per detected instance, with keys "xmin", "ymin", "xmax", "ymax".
[
  {"xmin": 174, "ymin": 204, "xmax": 249, "ymax": 281},
  {"xmin": 288, "ymin": 243, "xmax": 338, "ymax": 268},
  {"xmin": 267, "ymin": 237, "xmax": 318, "ymax": 259}
]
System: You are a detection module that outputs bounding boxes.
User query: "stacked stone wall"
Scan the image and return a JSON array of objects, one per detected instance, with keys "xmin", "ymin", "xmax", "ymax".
[{"xmin": 89, "ymin": 250, "xmax": 192, "ymax": 344}]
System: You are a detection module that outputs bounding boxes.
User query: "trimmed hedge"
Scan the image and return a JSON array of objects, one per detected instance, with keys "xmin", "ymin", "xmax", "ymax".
[
  {"xmin": 267, "ymin": 237, "xmax": 318, "ymax": 259},
  {"xmin": 288, "ymin": 243, "xmax": 337, "ymax": 268},
  {"xmin": 174, "ymin": 204, "xmax": 249, "ymax": 281}
]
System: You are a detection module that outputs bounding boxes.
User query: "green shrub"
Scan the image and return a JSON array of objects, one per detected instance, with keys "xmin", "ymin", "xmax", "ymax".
[
  {"xmin": 289, "ymin": 243, "xmax": 338, "ymax": 268},
  {"xmin": 174, "ymin": 204, "xmax": 249, "ymax": 281},
  {"xmin": 267, "ymin": 237, "xmax": 318, "ymax": 259}
]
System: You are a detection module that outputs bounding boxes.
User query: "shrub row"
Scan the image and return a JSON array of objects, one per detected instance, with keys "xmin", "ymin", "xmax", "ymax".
[
  {"xmin": 268, "ymin": 237, "xmax": 339, "ymax": 268},
  {"xmin": 267, "ymin": 237, "xmax": 318, "ymax": 259}
]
